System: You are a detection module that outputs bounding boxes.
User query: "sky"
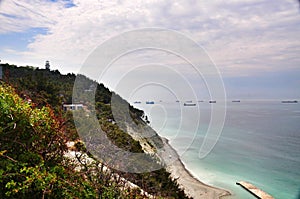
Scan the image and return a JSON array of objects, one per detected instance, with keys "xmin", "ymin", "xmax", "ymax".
[{"xmin": 0, "ymin": 0, "xmax": 300, "ymax": 100}]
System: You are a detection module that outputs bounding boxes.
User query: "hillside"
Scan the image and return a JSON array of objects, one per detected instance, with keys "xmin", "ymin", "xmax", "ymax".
[{"xmin": 0, "ymin": 63, "xmax": 190, "ymax": 199}]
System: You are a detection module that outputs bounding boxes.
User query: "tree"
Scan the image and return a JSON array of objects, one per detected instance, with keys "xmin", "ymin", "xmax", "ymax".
[
  {"xmin": 0, "ymin": 83, "xmax": 95, "ymax": 198},
  {"xmin": 0, "ymin": 64, "xmax": 190, "ymax": 198},
  {"xmin": 0, "ymin": 83, "xmax": 146, "ymax": 198}
]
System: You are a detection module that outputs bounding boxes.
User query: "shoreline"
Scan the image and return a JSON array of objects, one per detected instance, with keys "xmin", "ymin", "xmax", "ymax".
[
  {"xmin": 126, "ymin": 125, "xmax": 231, "ymax": 198},
  {"xmin": 160, "ymin": 138, "xmax": 231, "ymax": 199}
]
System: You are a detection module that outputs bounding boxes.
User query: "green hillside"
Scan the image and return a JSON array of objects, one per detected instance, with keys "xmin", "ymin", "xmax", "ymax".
[{"xmin": 0, "ymin": 63, "xmax": 189, "ymax": 199}]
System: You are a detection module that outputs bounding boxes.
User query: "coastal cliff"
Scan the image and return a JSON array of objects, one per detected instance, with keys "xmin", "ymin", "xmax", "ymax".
[
  {"xmin": 0, "ymin": 64, "xmax": 188, "ymax": 198},
  {"xmin": 0, "ymin": 63, "xmax": 229, "ymax": 198}
]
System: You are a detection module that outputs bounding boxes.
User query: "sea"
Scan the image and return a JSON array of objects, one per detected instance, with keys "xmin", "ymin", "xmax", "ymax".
[{"xmin": 133, "ymin": 100, "xmax": 300, "ymax": 199}]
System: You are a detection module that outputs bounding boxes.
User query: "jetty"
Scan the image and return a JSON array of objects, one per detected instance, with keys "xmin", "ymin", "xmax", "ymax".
[{"xmin": 236, "ymin": 181, "xmax": 274, "ymax": 199}]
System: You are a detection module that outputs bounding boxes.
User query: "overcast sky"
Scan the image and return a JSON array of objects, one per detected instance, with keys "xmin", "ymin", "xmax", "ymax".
[{"xmin": 0, "ymin": 0, "xmax": 299, "ymax": 100}]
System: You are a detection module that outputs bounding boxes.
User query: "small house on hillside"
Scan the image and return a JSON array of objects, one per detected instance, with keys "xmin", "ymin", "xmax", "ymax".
[
  {"xmin": 84, "ymin": 84, "xmax": 96, "ymax": 92},
  {"xmin": 63, "ymin": 104, "xmax": 85, "ymax": 111}
]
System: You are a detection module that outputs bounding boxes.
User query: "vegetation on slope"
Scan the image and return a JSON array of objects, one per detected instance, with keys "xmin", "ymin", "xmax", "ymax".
[
  {"xmin": 0, "ymin": 63, "xmax": 190, "ymax": 198},
  {"xmin": 0, "ymin": 83, "xmax": 134, "ymax": 198}
]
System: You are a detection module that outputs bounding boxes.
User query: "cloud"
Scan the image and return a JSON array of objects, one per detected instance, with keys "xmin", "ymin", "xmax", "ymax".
[
  {"xmin": 0, "ymin": 0, "xmax": 299, "ymax": 79},
  {"xmin": 0, "ymin": 0, "xmax": 67, "ymax": 33}
]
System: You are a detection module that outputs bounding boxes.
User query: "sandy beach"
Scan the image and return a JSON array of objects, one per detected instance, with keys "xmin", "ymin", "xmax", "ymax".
[
  {"xmin": 167, "ymin": 158, "xmax": 231, "ymax": 199},
  {"xmin": 127, "ymin": 126, "xmax": 231, "ymax": 198},
  {"xmin": 160, "ymin": 138, "xmax": 231, "ymax": 199}
]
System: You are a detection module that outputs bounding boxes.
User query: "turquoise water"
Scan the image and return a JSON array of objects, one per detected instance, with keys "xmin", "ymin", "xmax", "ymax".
[{"xmin": 134, "ymin": 101, "xmax": 300, "ymax": 199}]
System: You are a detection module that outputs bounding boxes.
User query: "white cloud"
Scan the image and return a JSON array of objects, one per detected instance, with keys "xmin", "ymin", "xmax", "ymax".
[
  {"xmin": 0, "ymin": 0, "xmax": 65, "ymax": 33},
  {"xmin": 0, "ymin": 0, "xmax": 299, "ymax": 78}
]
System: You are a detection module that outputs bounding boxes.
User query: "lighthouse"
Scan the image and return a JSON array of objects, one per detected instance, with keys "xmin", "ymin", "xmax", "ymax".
[{"xmin": 45, "ymin": 60, "xmax": 50, "ymax": 70}]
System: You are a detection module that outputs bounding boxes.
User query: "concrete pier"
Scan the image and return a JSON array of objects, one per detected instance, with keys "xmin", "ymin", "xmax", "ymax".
[{"xmin": 236, "ymin": 181, "xmax": 274, "ymax": 199}]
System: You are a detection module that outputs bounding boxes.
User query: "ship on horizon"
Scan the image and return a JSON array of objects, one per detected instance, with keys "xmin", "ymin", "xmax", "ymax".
[
  {"xmin": 281, "ymin": 100, "xmax": 298, "ymax": 103},
  {"xmin": 184, "ymin": 102, "xmax": 196, "ymax": 106},
  {"xmin": 146, "ymin": 101, "xmax": 155, "ymax": 104}
]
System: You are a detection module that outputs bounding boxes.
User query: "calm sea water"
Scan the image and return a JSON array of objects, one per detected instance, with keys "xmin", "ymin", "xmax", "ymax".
[{"xmin": 134, "ymin": 101, "xmax": 300, "ymax": 199}]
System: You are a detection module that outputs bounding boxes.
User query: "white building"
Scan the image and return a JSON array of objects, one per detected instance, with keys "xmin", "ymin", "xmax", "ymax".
[{"xmin": 63, "ymin": 104, "xmax": 84, "ymax": 111}]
